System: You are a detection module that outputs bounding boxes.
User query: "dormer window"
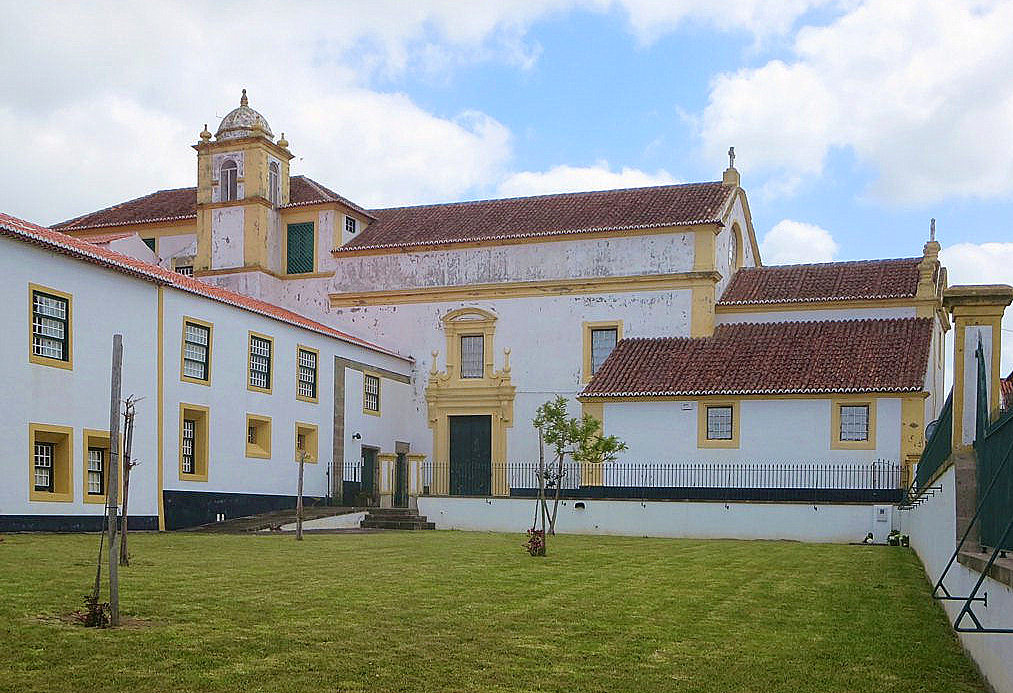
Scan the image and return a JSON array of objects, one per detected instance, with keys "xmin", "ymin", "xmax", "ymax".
[
  {"xmin": 268, "ymin": 161, "xmax": 280, "ymax": 205},
  {"xmin": 345, "ymin": 216, "xmax": 357, "ymax": 235},
  {"xmin": 221, "ymin": 160, "xmax": 238, "ymax": 202}
]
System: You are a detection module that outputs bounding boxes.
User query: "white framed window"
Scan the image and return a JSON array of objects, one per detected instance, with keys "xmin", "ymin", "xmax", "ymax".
[
  {"xmin": 34, "ymin": 442, "xmax": 54, "ymax": 492},
  {"xmin": 220, "ymin": 159, "xmax": 238, "ymax": 202},
  {"xmin": 363, "ymin": 373, "xmax": 380, "ymax": 414},
  {"xmin": 590, "ymin": 327, "xmax": 618, "ymax": 375},
  {"xmin": 87, "ymin": 447, "xmax": 105, "ymax": 495},
  {"xmin": 32, "ymin": 290, "xmax": 69, "ymax": 361},
  {"xmin": 181, "ymin": 419, "xmax": 196, "ymax": 474},
  {"xmin": 297, "ymin": 348, "xmax": 317, "ymax": 400},
  {"xmin": 840, "ymin": 405, "xmax": 870, "ymax": 442},
  {"xmin": 706, "ymin": 406, "xmax": 734, "ymax": 440},
  {"xmin": 249, "ymin": 334, "xmax": 272, "ymax": 390},
  {"xmin": 345, "ymin": 216, "xmax": 357, "ymax": 234},
  {"xmin": 268, "ymin": 161, "xmax": 280, "ymax": 205},
  {"xmin": 182, "ymin": 321, "xmax": 211, "ymax": 381},
  {"xmin": 460, "ymin": 335, "xmax": 484, "ymax": 378}
]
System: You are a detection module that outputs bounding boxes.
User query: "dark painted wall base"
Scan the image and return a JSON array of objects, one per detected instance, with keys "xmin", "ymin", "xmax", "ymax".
[
  {"xmin": 163, "ymin": 490, "xmax": 326, "ymax": 530},
  {"xmin": 0, "ymin": 515, "xmax": 159, "ymax": 532}
]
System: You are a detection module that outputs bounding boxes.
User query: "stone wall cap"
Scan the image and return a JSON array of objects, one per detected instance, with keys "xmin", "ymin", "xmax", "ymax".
[{"xmin": 942, "ymin": 284, "xmax": 1013, "ymax": 308}]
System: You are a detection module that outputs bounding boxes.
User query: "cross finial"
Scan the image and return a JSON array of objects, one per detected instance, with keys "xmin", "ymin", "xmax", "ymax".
[
  {"xmin": 728, "ymin": 146, "xmax": 736, "ymax": 169},
  {"xmin": 930, "ymin": 218, "xmax": 936, "ymax": 242},
  {"xmin": 240, "ymin": 88, "xmax": 248, "ymax": 107}
]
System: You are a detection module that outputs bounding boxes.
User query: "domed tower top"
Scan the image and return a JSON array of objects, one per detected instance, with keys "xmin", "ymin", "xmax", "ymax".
[{"xmin": 215, "ymin": 89, "xmax": 274, "ymax": 141}]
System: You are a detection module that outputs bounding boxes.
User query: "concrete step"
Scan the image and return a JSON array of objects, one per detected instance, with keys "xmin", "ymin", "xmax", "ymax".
[
  {"xmin": 360, "ymin": 519, "xmax": 436, "ymax": 530},
  {"xmin": 360, "ymin": 507, "xmax": 435, "ymax": 530}
]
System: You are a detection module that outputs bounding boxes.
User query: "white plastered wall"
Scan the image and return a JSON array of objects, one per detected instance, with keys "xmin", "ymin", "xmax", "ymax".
[
  {"xmin": 604, "ymin": 398, "xmax": 902, "ymax": 463},
  {"xmin": 0, "ymin": 237, "xmax": 160, "ymax": 518},
  {"xmin": 210, "ymin": 207, "xmax": 244, "ymax": 269}
]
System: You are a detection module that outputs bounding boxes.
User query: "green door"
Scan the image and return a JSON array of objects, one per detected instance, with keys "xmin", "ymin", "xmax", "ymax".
[
  {"xmin": 450, "ymin": 415, "xmax": 491, "ymax": 496},
  {"xmin": 360, "ymin": 448, "xmax": 378, "ymax": 506},
  {"xmin": 393, "ymin": 453, "xmax": 409, "ymax": 508}
]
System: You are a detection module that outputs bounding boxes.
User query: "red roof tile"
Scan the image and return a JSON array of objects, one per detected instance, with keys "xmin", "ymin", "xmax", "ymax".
[
  {"xmin": 718, "ymin": 258, "xmax": 922, "ymax": 305},
  {"xmin": 1, "ymin": 211, "xmax": 407, "ymax": 361},
  {"xmin": 79, "ymin": 232, "xmax": 135, "ymax": 244},
  {"xmin": 1002, "ymin": 371, "xmax": 1013, "ymax": 410},
  {"xmin": 581, "ymin": 318, "xmax": 933, "ymax": 397},
  {"xmin": 339, "ymin": 182, "xmax": 736, "ymax": 251},
  {"xmin": 51, "ymin": 176, "xmax": 370, "ymax": 231}
]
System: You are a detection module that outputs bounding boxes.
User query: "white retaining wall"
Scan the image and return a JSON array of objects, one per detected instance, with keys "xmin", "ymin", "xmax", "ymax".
[
  {"xmin": 902, "ymin": 466, "xmax": 1013, "ymax": 693},
  {"xmin": 418, "ymin": 496, "xmax": 893, "ymax": 543}
]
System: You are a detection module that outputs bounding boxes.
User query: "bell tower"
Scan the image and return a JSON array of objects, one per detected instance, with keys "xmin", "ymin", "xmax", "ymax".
[{"xmin": 193, "ymin": 89, "xmax": 294, "ymax": 276}]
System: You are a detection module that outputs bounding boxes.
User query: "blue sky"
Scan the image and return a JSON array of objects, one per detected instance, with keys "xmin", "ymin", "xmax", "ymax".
[{"xmin": 1, "ymin": 1, "xmax": 1011, "ymax": 293}]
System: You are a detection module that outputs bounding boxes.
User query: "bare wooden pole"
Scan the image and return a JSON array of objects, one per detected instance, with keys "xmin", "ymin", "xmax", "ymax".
[
  {"xmin": 106, "ymin": 335, "xmax": 122, "ymax": 627},
  {"xmin": 296, "ymin": 451, "xmax": 306, "ymax": 541}
]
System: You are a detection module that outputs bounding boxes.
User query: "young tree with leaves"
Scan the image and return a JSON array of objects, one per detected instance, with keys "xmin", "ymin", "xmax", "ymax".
[{"xmin": 532, "ymin": 396, "xmax": 627, "ymax": 537}]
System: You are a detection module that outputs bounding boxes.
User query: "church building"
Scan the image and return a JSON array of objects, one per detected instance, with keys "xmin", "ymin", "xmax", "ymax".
[{"xmin": 1, "ymin": 91, "xmax": 955, "ymax": 531}]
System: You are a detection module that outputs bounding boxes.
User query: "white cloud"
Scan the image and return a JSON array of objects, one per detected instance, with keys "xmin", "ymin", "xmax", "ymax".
[
  {"xmin": 616, "ymin": 0, "xmax": 832, "ymax": 44},
  {"xmin": 497, "ymin": 161, "xmax": 677, "ymax": 197},
  {"xmin": 760, "ymin": 219, "xmax": 839, "ymax": 265},
  {"xmin": 699, "ymin": 0, "xmax": 1013, "ymax": 204},
  {"xmin": 940, "ymin": 242, "xmax": 1013, "ymax": 377}
]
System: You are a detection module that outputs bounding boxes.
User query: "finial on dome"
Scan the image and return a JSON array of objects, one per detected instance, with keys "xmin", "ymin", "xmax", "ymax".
[
  {"xmin": 200, "ymin": 124, "xmax": 212, "ymax": 142},
  {"xmin": 240, "ymin": 88, "xmax": 248, "ymax": 107},
  {"xmin": 278, "ymin": 132, "xmax": 289, "ymax": 149}
]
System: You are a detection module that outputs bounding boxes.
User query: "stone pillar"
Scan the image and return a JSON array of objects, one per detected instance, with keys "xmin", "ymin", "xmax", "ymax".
[{"xmin": 942, "ymin": 284, "xmax": 1013, "ymax": 544}]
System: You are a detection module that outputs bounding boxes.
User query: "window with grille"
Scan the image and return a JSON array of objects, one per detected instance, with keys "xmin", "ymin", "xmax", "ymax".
[
  {"xmin": 298, "ymin": 348, "xmax": 317, "ymax": 400},
  {"xmin": 34, "ymin": 442, "xmax": 54, "ymax": 492},
  {"xmin": 176, "ymin": 265, "xmax": 194, "ymax": 277},
  {"xmin": 249, "ymin": 335, "xmax": 272, "ymax": 390},
  {"xmin": 221, "ymin": 160, "xmax": 238, "ymax": 201},
  {"xmin": 87, "ymin": 447, "xmax": 105, "ymax": 495},
  {"xmin": 364, "ymin": 374, "xmax": 380, "ymax": 413},
  {"xmin": 182, "ymin": 321, "xmax": 210, "ymax": 381},
  {"xmin": 181, "ymin": 418, "xmax": 196, "ymax": 474},
  {"xmin": 460, "ymin": 335, "xmax": 484, "ymax": 378},
  {"xmin": 345, "ymin": 216, "xmax": 357, "ymax": 234},
  {"xmin": 840, "ymin": 405, "xmax": 870, "ymax": 441},
  {"xmin": 590, "ymin": 328, "xmax": 618, "ymax": 375},
  {"xmin": 268, "ymin": 161, "xmax": 280, "ymax": 205},
  {"xmin": 32, "ymin": 290, "xmax": 69, "ymax": 362},
  {"xmin": 706, "ymin": 406, "xmax": 734, "ymax": 440},
  {"xmin": 286, "ymin": 222, "xmax": 314, "ymax": 274}
]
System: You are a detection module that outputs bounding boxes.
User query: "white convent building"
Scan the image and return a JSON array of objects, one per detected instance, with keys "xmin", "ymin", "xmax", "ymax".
[{"xmin": 1, "ymin": 91, "xmax": 962, "ymax": 533}]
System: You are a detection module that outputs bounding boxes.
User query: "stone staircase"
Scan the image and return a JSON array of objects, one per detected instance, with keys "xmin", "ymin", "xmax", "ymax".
[
  {"xmin": 360, "ymin": 507, "xmax": 435, "ymax": 530},
  {"xmin": 188, "ymin": 506, "xmax": 362, "ymax": 533}
]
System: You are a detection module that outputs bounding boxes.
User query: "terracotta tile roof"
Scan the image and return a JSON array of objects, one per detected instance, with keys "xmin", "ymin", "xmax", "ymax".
[
  {"xmin": 1002, "ymin": 371, "xmax": 1013, "ymax": 410},
  {"xmin": 339, "ymin": 182, "xmax": 736, "ymax": 252},
  {"xmin": 581, "ymin": 318, "xmax": 933, "ymax": 397},
  {"xmin": 284, "ymin": 176, "xmax": 374, "ymax": 219},
  {"xmin": 79, "ymin": 232, "xmax": 134, "ymax": 244},
  {"xmin": 51, "ymin": 176, "xmax": 371, "ymax": 231},
  {"xmin": 1, "ymin": 211, "xmax": 408, "ymax": 361},
  {"xmin": 718, "ymin": 258, "xmax": 922, "ymax": 305}
]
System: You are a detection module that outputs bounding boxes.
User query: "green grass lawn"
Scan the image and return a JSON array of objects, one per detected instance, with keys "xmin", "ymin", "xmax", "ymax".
[{"xmin": 0, "ymin": 531, "xmax": 984, "ymax": 693}]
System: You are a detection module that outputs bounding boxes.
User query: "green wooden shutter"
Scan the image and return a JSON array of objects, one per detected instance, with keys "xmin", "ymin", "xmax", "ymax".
[{"xmin": 286, "ymin": 223, "xmax": 314, "ymax": 274}]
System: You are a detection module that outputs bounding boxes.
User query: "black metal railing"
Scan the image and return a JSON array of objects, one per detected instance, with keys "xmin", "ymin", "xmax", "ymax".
[
  {"xmin": 419, "ymin": 460, "xmax": 903, "ymax": 503},
  {"xmin": 915, "ymin": 393, "xmax": 953, "ymax": 491}
]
